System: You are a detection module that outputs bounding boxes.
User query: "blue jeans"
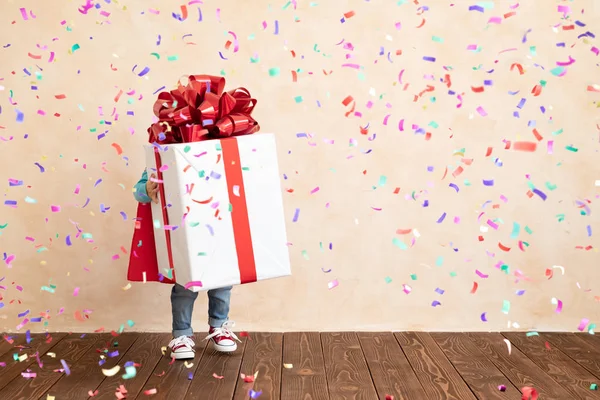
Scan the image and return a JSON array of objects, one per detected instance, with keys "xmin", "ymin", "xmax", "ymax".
[{"xmin": 171, "ymin": 284, "xmax": 232, "ymax": 337}]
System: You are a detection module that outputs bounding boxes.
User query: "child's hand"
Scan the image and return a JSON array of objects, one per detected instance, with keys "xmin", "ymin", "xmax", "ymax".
[{"xmin": 146, "ymin": 173, "xmax": 159, "ymax": 204}]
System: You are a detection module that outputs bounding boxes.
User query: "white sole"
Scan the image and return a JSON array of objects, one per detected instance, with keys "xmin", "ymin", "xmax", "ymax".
[
  {"xmin": 171, "ymin": 350, "xmax": 195, "ymax": 359},
  {"xmin": 212, "ymin": 341, "xmax": 237, "ymax": 353}
]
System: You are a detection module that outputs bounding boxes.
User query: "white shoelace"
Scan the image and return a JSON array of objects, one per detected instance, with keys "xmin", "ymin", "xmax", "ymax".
[
  {"xmin": 169, "ymin": 335, "xmax": 195, "ymax": 349},
  {"xmin": 205, "ymin": 320, "xmax": 241, "ymax": 342}
]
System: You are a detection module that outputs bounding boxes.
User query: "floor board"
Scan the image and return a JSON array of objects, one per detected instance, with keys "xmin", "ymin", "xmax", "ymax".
[
  {"xmin": 0, "ymin": 331, "xmax": 597, "ymax": 400},
  {"xmin": 358, "ymin": 332, "xmax": 425, "ymax": 400},
  {"xmin": 233, "ymin": 332, "xmax": 283, "ymax": 400},
  {"xmin": 186, "ymin": 335, "xmax": 247, "ymax": 400},
  {"xmin": 467, "ymin": 332, "xmax": 573, "ymax": 400},
  {"xmin": 395, "ymin": 332, "xmax": 477, "ymax": 400},
  {"xmin": 0, "ymin": 332, "xmax": 68, "ymax": 392},
  {"xmin": 503, "ymin": 332, "xmax": 600, "ymax": 399},
  {"xmin": 543, "ymin": 332, "xmax": 600, "ymax": 379},
  {"xmin": 430, "ymin": 332, "xmax": 522, "ymax": 399},
  {"xmin": 281, "ymin": 332, "xmax": 329, "ymax": 400},
  {"xmin": 321, "ymin": 332, "xmax": 378, "ymax": 400},
  {"xmin": 42, "ymin": 332, "xmax": 139, "ymax": 400}
]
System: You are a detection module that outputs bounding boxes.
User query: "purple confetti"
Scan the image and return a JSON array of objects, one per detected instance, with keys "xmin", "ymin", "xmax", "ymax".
[
  {"xmin": 481, "ymin": 312, "xmax": 488, "ymax": 322},
  {"xmin": 61, "ymin": 359, "xmax": 71, "ymax": 375},
  {"xmin": 188, "ymin": 372, "xmax": 193, "ymax": 380},
  {"xmin": 434, "ymin": 288, "xmax": 445, "ymax": 295},
  {"xmin": 153, "ymin": 86, "xmax": 166, "ymax": 95},
  {"xmin": 431, "ymin": 300, "xmax": 442, "ymax": 307},
  {"xmin": 108, "ymin": 350, "xmax": 119, "ymax": 357},
  {"xmin": 205, "ymin": 224, "xmax": 214, "ymax": 236},
  {"xmin": 198, "ymin": 7, "xmax": 203, "ymax": 21},
  {"xmin": 483, "ymin": 179, "xmax": 494, "ymax": 186},
  {"xmin": 18, "ymin": 309, "xmax": 29, "ymax": 318},
  {"xmin": 422, "ymin": 56, "xmax": 436, "ymax": 62},
  {"xmin": 587, "ymin": 225, "xmax": 592, "ymax": 237},
  {"xmin": 516, "ymin": 290, "xmax": 526, "ymax": 296},
  {"xmin": 449, "ymin": 183, "xmax": 459, "ymax": 192},
  {"xmin": 94, "ymin": 179, "xmax": 102, "ymax": 187},
  {"xmin": 34, "ymin": 163, "xmax": 45, "ymax": 172},
  {"xmin": 436, "ymin": 212, "xmax": 446, "ymax": 223},
  {"xmin": 4, "ymin": 200, "xmax": 17, "ymax": 206},
  {"xmin": 66, "ymin": 235, "xmax": 72, "ymax": 246},
  {"xmin": 292, "ymin": 208, "xmax": 300, "ymax": 222},
  {"xmin": 16, "ymin": 109, "xmax": 24, "ymax": 123},
  {"xmin": 209, "ymin": 171, "xmax": 222, "ymax": 180},
  {"xmin": 533, "ymin": 189, "xmax": 547, "ymax": 201},
  {"xmin": 516, "ymin": 98, "xmax": 526, "ymax": 109},
  {"xmin": 249, "ymin": 389, "xmax": 263, "ymax": 399},
  {"xmin": 120, "ymin": 211, "xmax": 127, "ymax": 220},
  {"xmin": 82, "ymin": 198, "xmax": 90, "ymax": 208},
  {"xmin": 469, "ymin": 5, "xmax": 484, "ymax": 12},
  {"xmin": 137, "ymin": 66, "xmax": 150, "ymax": 76},
  {"xmin": 422, "ymin": 200, "xmax": 429, "ymax": 207}
]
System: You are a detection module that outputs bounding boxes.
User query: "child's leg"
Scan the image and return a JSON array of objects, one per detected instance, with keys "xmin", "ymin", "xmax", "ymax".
[
  {"xmin": 207, "ymin": 286, "xmax": 232, "ymax": 328},
  {"xmin": 171, "ymin": 283, "xmax": 199, "ymax": 337}
]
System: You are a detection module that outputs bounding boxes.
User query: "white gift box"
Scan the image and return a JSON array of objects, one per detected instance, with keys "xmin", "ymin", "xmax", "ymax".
[{"xmin": 144, "ymin": 133, "xmax": 291, "ymax": 291}]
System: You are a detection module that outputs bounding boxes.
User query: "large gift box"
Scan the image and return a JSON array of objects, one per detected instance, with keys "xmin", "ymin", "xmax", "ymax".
[{"xmin": 144, "ymin": 134, "xmax": 291, "ymax": 291}]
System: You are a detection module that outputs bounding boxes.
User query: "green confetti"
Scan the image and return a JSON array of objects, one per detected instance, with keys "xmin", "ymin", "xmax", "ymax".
[
  {"xmin": 530, "ymin": 46, "xmax": 537, "ymax": 56},
  {"xmin": 551, "ymin": 128, "xmax": 563, "ymax": 136},
  {"xmin": 502, "ymin": 300, "xmax": 510, "ymax": 314},
  {"xmin": 183, "ymin": 145, "xmax": 191, "ymax": 153},
  {"xmin": 82, "ymin": 233, "xmax": 93, "ymax": 239},
  {"xmin": 432, "ymin": 36, "xmax": 444, "ymax": 43},
  {"xmin": 428, "ymin": 121, "xmax": 439, "ymax": 129},
  {"xmin": 0, "ymin": 223, "xmax": 7, "ymax": 229},
  {"xmin": 545, "ymin": 182, "xmax": 557, "ymax": 191},
  {"xmin": 550, "ymin": 66, "xmax": 565, "ymax": 76},
  {"xmin": 127, "ymin": 320, "xmax": 135, "ymax": 327},
  {"xmin": 590, "ymin": 384, "xmax": 598, "ymax": 391},
  {"xmin": 41, "ymin": 286, "xmax": 55, "ymax": 293},
  {"xmin": 449, "ymin": 271, "xmax": 457, "ymax": 277},
  {"xmin": 150, "ymin": 53, "xmax": 160, "ymax": 59},
  {"xmin": 153, "ymin": 219, "xmax": 161, "ymax": 229},
  {"xmin": 384, "ymin": 276, "xmax": 392, "ymax": 284},
  {"xmin": 410, "ymin": 274, "xmax": 417, "ymax": 280},
  {"xmin": 118, "ymin": 324, "xmax": 125, "ymax": 334},
  {"xmin": 588, "ymin": 324, "xmax": 596, "ymax": 335},
  {"xmin": 510, "ymin": 222, "xmax": 520, "ymax": 239},
  {"xmin": 524, "ymin": 226, "xmax": 533, "ymax": 234},
  {"xmin": 301, "ymin": 250, "xmax": 309, "ymax": 260},
  {"xmin": 436, "ymin": 256, "xmax": 443, "ymax": 267},
  {"xmin": 501, "ymin": 264, "xmax": 509, "ymax": 274},
  {"xmin": 378, "ymin": 175, "xmax": 387, "ymax": 187},
  {"xmin": 478, "ymin": 1, "xmax": 495, "ymax": 9},
  {"xmin": 71, "ymin": 43, "xmax": 80, "ymax": 53},
  {"xmin": 565, "ymin": 145, "xmax": 578, "ymax": 152},
  {"xmin": 540, "ymin": 79, "xmax": 547, "ymax": 87},
  {"xmin": 556, "ymin": 214, "xmax": 565, "ymax": 222},
  {"xmin": 242, "ymin": 167, "xmax": 250, "ymax": 171},
  {"xmin": 189, "ymin": 222, "xmax": 200, "ymax": 227},
  {"xmin": 137, "ymin": 240, "xmax": 142, "ymax": 247},
  {"xmin": 294, "ymin": 96, "xmax": 303, "ymax": 103},
  {"xmin": 392, "ymin": 238, "xmax": 407, "ymax": 250},
  {"xmin": 268, "ymin": 67, "xmax": 280, "ymax": 77},
  {"xmin": 198, "ymin": 170, "xmax": 205, "ymax": 178},
  {"xmin": 526, "ymin": 331, "xmax": 539, "ymax": 337},
  {"xmin": 250, "ymin": 55, "xmax": 260, "ymax": 63},
  {"xmin": 167, "ymin": 55, "xmax": 179, "ymax": 61},
  {"xmin": 25, "ymin": 196, "xmax": 37, "ymax": 203}
]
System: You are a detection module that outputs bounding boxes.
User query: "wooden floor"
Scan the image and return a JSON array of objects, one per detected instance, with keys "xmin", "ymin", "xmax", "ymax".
[{"xmin": 0, "ymin": 332, "xmax": 599, "ymax": 399}]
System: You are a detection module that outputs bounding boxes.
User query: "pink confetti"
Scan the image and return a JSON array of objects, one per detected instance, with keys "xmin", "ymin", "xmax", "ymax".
[
  {"xmin": 144, "ymin": 388, "xmax": 157, "ymax": 395},
  {"xmin": 327, "ymin": 279, "xmax": 339, "ymax": 289},
  {"xmin": 184, "ymin": 281, "xmax": 203, "ymax": 290},
  {"xmin": 19, "ymin": 8, "xmax": 29, "ymax": 20},
  {"xmin": 577, "ymin": 318, "xmax": 589, "ymax": 331},
  {"xmin": 73, "ymin": 287, "xmax": 80, "ymax": 296},
  {"xmin": 50, "ymin": 205, "xmax": 61, "ymax": 212},
  {"xmin": 476, "ymin": 106, "xmax": 488, "ymax": 117},
  {"xmin": 554, "ymin": 299, "xmax": 562, "ymax": 313},
  {"xmin": 310, "ymin": 187, "xmax": 320, "ymax": 194}
]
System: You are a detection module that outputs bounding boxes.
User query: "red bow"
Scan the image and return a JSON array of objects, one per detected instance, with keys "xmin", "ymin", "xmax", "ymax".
[{"xmin": 148, "ymin": 75, "xmax": 260, "ymax": 144}]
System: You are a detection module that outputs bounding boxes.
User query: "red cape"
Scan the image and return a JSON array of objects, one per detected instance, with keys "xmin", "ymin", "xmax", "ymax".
[{"xmin": 127, "ymin": 202, "xmax": 175, "ymax": 285}]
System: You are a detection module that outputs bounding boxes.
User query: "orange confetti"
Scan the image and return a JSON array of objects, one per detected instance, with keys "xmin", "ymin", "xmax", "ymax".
[
  {"xmin": 192, "ymin": 196, "xmax": 213, "ymax": 205},
  {"xmin": 562, "ymin": 25, "xmax": 574, "ymax": 30},
  {"xmin": 510, "ymin": 63, "xmax": 524, "ymax": 75},
  {"xmin": 396, "ymin": 229, "xmax": 412, "ymax": 235},
  {"xmin": 180, "ymin": 5, "xmax": 188, "ymax": 20},
  {"xmin": 343, "ymin": 11, "xmax": 355, "ymax": 18},
  {"xmin": 471, "ymin": 86, "xmax": 484, "ymax": 93},
  {"xmin": 470, "ymin": 282, "xmax": 478, "ymax": 294},
  {"xmin": 74, "ymin": 310, "xmax": 86, "ymax": 322},
  {"xmin": 452, "ymin": 166, "xmax": 464, "ymax": 178},
  {"xmin": 498, "ymin": 242, "xmax": 511, "ymax": 252},
  {"xmin": 513, "ymin": 141, "xmax": 537, "ymax": 152},
  {"xmin": 28, "ymin": 52, "xmax": 42, "ymax": 59},
  {"xmin": 342, "ymin": 95, "xmax": 355, "ymax": 117},
  {"xmin": 531, "ymin": 129, "xmax": 543, "ymax": 141},
  {"xmin": 416, "ymin": 18, "xmax": 426, "ymax": 28},
  {"xmin": 114, "ymin": 89, "xmax": 123, "ymax": 103},
  {"xmin": 111, "ymin": 143, "xmax": 123, "ymax": 155},
  {"xmin": 54, "ymin": 94, "xmax": 67, "ymax": 99},
  {"xmin": 503, "ymin": 11, "xmax": 516, "ymax": 18},
  {"xmin": 531, "ymin": 84, "xmax": 542, "ymax": 96},
  {"xmin": 291, "ymin": 70, "xmax": 297, "ymax": 82},
  {"xmin": 587, "ymin": 85, "xmax": 600, "ymax": 92}
]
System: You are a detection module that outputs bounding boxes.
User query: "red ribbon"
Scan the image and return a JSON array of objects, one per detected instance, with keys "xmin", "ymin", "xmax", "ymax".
[
  {"xmin": 148, "ymin": 75, "xmax": 260, "ymax": 145},
  {"xmin": 145, "ymin": 75, "xmax": 259, "ymax": 285}
]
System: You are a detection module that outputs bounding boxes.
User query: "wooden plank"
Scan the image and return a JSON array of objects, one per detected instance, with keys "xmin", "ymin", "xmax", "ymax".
[
  {"xmin": 281, "ymin": 332, "xmax": 329, "ymax": 400},
  {"xmin": 544, "ymin": 333, "xmax": 600, "ymax": 379},
  {"xmin": 42, "ymin": 332, "xmax": 139, "ymax": 399},
  {"xmin": 93, "ymin": 333, "xmax": 171, "ymax": 400},
  {"xmin": 0, "ymin": 333, "xmax": 99, "ymax": 400},
  {"xmin": 394, "ymin": 332, "xmax": 476, "ymax": 400},
  {"xmin": 186, "ymin": 336, "xmax": 247, "ymax": 400},
  {"xmin": 0, "ymin": 332, "xmax": 67, "ymax": 392},
  {"xmin": 467, "ymin": 333, "xmax": 572, "ymax": 399},
  {"xmin": 503, "ymin": 332, "xmax": 600, "ymax": 399},
  {"xmin": 430, "ymin": 332, "xmax": 521, "ymax": 400},
  {"xmin": 233, "ymin": 333, "xmax": 283, "ymax": 400},
  {"xmin": 321, "ymin": 332, "xmax": 378, "ymax": 400},
  {"xmin": 0, "ymin": 334, "xmax": 19, "ymax": 357},
  {"xmin": 136, "ymin": 338, "xmax": 208, "ymax": 399},
  {"xmin": 357, "ymin": 332, "xmax": 424, "ymax": 400}
]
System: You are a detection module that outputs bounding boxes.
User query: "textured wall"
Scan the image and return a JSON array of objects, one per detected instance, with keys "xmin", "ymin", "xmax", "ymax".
[{"xmin": 0, "ymin": 0, "xmax": 599, "ymax": 334}]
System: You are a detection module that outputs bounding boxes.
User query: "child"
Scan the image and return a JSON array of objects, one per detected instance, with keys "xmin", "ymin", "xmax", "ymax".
[{"xmin": 133, "ymin": 170, "xmax": 240, "ymax": 359}]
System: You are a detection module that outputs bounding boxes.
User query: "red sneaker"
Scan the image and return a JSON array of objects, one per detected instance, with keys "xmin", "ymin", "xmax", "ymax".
[
  {"xmin": 168, "ymin": 335, "xmax": 195, "ymax": 360},
  {"xmin": 205, "ymin": 321, "xmax": 240, "ymax": 353}
]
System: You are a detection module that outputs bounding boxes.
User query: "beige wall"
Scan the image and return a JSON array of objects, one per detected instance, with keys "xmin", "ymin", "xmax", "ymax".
[{"xmin": 1, "ymin": 0, "xmax": 599, "ymax": 334}]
